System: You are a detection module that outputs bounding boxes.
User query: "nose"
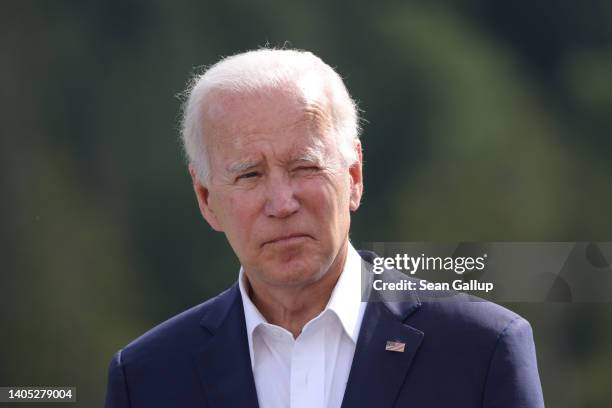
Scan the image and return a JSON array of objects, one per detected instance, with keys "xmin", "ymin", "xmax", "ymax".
[{"xmin": 264, "ymin": 175, "xmax": 300, "ymax": 218}]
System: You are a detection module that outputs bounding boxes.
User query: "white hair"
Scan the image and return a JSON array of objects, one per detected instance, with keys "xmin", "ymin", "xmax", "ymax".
[{"xmin": 180, "ymin": 48, "xmax": 361, "ymax": 184}]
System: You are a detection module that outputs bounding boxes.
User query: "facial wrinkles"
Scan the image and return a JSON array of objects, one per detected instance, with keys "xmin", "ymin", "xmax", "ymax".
[
  {"xmin": 238, "ymin": 121, "xmax": 336, "ymax": 171},
  {"xmin": 302, "ymin": 99, "xmax": 346, "ymax": 171},
  {"xmin": 221, "ymin": 137, "xmax": 327, "ymax": 187},
  {"xmin": 302, "ymin": 95, "xmax": 332, "ymax": 132},
  {"xmin": 292, "ymin": 138, "xmax": 343, "ymax": 177},
  {"xmin": 205, "ymin": 87, "xmax": 347, "ymax": 184}
]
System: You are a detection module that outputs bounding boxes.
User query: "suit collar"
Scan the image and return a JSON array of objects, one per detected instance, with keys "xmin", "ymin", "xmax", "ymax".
[
  {"xmin": 198, "ymin": 284, "xmax": 239, "ymax": 333},
  {"xmin": 196, "ymin": 284, "xmax": 259, "ymax": 408},
  {"xmin": 341, "ymin": 250, "xmax": 425, "ymax": 408},
  {"xmin": 357, "ymin": 249, "xmax": 422, "ymax": 319}
]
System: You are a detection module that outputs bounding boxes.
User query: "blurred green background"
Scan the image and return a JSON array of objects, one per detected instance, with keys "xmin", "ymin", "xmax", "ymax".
[{"xmin": 2, "ymin": 0, "xmax": 612, "ymax": 406}]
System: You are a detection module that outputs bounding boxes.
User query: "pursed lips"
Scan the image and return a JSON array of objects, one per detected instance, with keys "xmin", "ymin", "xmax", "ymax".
[{"xmin": 262, "ymin": 233, "xmax": 312, "ymax": 246}]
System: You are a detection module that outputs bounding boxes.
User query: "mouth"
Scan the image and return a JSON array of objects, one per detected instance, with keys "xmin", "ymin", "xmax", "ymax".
[{"xmin": 263, "ymin": 233, "xmax": 312, "ymax": 246}]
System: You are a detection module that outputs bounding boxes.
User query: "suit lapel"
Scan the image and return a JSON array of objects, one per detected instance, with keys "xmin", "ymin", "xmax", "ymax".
[
  {"xmin": 195, "ymin": 285, "xmax": 259, "ymax": 408},
  {"xmin": 342, "ymin": 252, "xmax": 425, "ymax": 408}
]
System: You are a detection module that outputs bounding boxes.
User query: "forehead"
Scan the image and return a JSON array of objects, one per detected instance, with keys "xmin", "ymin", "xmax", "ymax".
[
  {"xmin": 206, "ymin": 85, "xmax": 330, "ymax": 131},
  {"xmin": 202, "ymin": 87, "xmax": 335, "ymax": 157}
]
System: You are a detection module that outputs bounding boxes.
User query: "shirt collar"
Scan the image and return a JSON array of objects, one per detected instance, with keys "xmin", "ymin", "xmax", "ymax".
[
  {"xmin": 238, "ymin": 242, "xmax": 365, "ymax": 363},
  {"xmin": 325, "ymin": 242, "xmax": 364, "ymax": 343}
]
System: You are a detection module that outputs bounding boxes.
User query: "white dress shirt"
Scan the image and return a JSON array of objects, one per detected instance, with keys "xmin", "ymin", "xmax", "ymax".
[{"xmin": 238, "ymin": 242, "xmax": 366, "ymax": 408}]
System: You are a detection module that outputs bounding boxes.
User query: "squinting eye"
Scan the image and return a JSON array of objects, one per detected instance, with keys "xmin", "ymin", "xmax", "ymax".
[
  {"xmin": 238, "ymin": 171, "xmax": 260, "ymax": 180},
  {"xmin": 295, "ymin": 166, "xmax": 320, "ymax": 172}
]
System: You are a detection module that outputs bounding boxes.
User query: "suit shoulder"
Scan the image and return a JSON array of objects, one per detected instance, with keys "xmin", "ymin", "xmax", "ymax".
[
  {"xmin": 119, "ymin": 285, "xmax": 236, "ymax": 365},
  {"xmin": 411, "ymin": 293, "xmax": 526, "ymax": 343},
  {"xmin": 376, "ymin": 267, "xmax": 525, "ymax": 339}
]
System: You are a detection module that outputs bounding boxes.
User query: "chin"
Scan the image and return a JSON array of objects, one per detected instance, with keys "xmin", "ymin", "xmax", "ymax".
[{"xmin": 262, "ymin": 255, "xmax": 330, "ymax": 287}]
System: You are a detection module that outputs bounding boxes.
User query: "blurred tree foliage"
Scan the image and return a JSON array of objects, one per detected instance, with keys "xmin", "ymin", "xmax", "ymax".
[{"xmin": 1, "ymin": 0, "xmax": 611, "ymax": 406}]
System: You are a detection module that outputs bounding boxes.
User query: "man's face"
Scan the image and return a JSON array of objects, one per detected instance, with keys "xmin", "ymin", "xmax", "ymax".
[{"xmin": 191, "ymin": 87, "xmax": 362, "ymax": 289}]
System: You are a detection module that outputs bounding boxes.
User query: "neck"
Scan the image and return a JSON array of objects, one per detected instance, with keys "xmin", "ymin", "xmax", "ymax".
[{"xmin": 246, "ymin": 242, "xmax": 349, "ymax": 338}]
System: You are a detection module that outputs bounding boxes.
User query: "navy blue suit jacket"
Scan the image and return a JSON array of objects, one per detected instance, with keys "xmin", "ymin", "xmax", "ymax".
[{"xmin": 105, "ymin": 251, "xmax": 545, "ymax": 407}]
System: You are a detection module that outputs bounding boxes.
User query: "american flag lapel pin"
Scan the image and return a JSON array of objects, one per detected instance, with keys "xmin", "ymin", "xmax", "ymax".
[{"xmin": 385, "ymin": 340, "xmax": 406, "ymax": 353}]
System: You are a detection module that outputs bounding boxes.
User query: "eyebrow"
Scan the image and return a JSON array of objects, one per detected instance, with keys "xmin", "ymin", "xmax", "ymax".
[
  {"xmin": 226, "ymin": 159, "xmax": 261, "ymax": 174},
  {"xmin": 289, "ymin": 146, "xmax": 325, "ymax": 165},
  {"xmin": 225, "ymin": 146, "xmax": 327, "ymax": 175}
]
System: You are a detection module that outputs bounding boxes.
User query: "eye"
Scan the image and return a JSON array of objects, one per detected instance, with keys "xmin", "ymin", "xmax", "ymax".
[
  {"xmin": 237, "ymin": 171, "xmax": 261, "ymax": 180},
  {"xmin": 295, "ymin": 166, "xmax": 320, "ymax": 173}
]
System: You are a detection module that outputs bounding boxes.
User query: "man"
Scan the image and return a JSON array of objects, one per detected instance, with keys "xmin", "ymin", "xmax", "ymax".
[{"xmin": 105, "ymin": 49, "xmax": 545, "ymax": 407}]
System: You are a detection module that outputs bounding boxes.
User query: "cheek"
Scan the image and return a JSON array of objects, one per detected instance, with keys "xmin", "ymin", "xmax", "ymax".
[
  {"xmin": 230, "ymin": 190, "xmax": 266, "ymax": 245},
  {"xmin": 226, "ymin": 198, "xmax": 249, "ymax": 225},
  {"xmin": 223, "ymin": 193, "xmax": 262, "ymax": 241},
  {"xmin": 301, "ymin": 177, "xmax": 349, "ymax": 220}
]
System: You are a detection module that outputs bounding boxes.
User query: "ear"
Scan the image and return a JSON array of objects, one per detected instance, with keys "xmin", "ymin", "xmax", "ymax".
[
  {"xmin": 189, "ymin": 165, "xmax": 223, "ymax": 232},
  {"xmin": 348, "ymin": 139, "xmax": 364, "ymax": 211}
]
